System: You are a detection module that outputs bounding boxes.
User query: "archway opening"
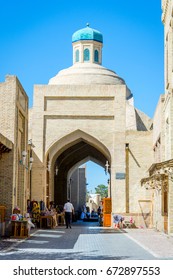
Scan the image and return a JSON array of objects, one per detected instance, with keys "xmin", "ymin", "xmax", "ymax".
[
  {"xmin": 85, "ymin": 160, "xmax": 110, "ymax": 196},
  {"xmin": 53, "ymin": 140, "xmax": 110, "ymax": 214}
]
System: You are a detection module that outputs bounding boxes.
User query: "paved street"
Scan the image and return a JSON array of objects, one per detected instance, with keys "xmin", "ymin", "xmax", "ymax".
[{"xmin": 0, "ymin": 221, "xmax": 173, "ymax": 260}]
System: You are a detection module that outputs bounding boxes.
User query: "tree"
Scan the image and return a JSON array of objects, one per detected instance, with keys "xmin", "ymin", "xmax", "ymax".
[{"xmin": 95, "ymin": 184, "xmax": 108, "ymax": 199}]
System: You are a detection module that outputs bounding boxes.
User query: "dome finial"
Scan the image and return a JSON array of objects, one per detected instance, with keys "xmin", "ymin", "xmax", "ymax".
[{"xmin": 86, "ymin": 23, "xmax": 90, "ymax": 27}]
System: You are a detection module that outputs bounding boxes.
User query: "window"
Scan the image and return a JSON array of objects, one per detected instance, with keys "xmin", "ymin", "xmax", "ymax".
[
  {"xmin": 94, "ymin": 50, "xmax": 99, "ymax": 62},
  {"xmin": 84, "ymin": 48, "xmax": 90, "ymax": 61},
  {"xmin": 75, "ymin": 50, "xmax": 79, "ymax": 62},
  {"xmin": 153, "ymin": 137, "xmax": 161, "ymax": 163}
]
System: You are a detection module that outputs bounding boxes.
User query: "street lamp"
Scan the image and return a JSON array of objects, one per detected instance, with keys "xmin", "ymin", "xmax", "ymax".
[
  {"xmin": 105, "ymin": 160, "xmax": 110, "ymax": 175},
  {"xmin": 20, "ymin": 150, "xmax": 34, "ymax": 170},
  {"xmin": 55, "ymin": 166, "xmax": 58, "ymax": 176}
]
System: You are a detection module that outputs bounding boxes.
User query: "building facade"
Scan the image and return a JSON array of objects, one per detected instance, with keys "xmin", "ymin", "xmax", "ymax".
[
  {"xmin": 0, "ymin": 76, "xmax": 29, "ymax": 234},
  {"xmin": 1, "ymin": 2, "xmax": 173, "ymax": 234},
  {"xmin": 29, "ymin": 25, "xmax": 153, "ymax": 228},
  {"xmin": 141, "ymin": 0, "xmax": 173, "ymax": 235}
]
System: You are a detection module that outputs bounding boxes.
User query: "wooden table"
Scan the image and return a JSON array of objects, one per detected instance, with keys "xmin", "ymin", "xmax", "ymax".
[
  {"xmin": 11, "ymin": 220, "xmax": 29, "ymax": 239},
  {"xmin": 40, "ymin": 215, "xmax": 57, "ymax": 229}
]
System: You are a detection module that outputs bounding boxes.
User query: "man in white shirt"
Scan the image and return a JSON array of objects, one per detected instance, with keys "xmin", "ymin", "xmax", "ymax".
[{"xmin": 64, "ymin": 199, "xmax": 74, "ymax": 228}]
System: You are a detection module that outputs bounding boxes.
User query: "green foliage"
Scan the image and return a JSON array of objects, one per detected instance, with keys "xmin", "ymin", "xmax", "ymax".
[{"xmin": 95, "ymin": 184, "xmax": 108, "ymax": 199}]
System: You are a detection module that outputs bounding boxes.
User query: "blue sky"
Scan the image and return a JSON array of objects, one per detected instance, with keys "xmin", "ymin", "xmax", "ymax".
[{"xmin": 0, "ymin": 0, "xmax": 164, "ymax": 192}]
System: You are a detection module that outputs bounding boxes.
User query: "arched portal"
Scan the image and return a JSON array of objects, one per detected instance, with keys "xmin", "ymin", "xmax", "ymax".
[
  {"xmin": 54, "ymin": 140, "xmax": 108, "ymax": 206},
  {"xmin": 46, "ymin": 130, "xmax": 111, "ymax": 208}
]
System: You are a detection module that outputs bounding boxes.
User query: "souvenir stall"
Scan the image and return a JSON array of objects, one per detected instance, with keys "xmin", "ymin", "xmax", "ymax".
[
  {"xmin": 40, "ymin": 209, "xmax": 57, "ymax": 229},
  {"xmin": 27, "ymin": 200, "xmax": 58, "ymax": 229},
  {"xmin": 10, "ymin": 206, "xmax": 34, "ymax": 238}
]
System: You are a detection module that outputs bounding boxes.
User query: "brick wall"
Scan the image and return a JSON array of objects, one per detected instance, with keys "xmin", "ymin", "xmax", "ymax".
[{"xmin": 0, "ymin": 76, "xmax": 28, "ymax": 222}]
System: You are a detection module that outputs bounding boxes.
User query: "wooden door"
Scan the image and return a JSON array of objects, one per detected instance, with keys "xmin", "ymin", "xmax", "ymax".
[{"xmin": 164, "ymin": 215, "xmax": 168, "ymax": 233}]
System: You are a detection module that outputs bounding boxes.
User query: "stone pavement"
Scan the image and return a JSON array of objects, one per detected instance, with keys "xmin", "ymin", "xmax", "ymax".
[
  {"xmin": 125, "ymin": 228, "xmax": 173, "ymax": 259},
  {"xmin": 0, "ymin": 221, "xmax": 173, "ymax": 260}
]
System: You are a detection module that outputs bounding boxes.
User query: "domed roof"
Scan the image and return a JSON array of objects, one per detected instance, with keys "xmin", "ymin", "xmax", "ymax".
[
  {"xmin": 49, "ymin": 63, "xmax": 123, "ymax": 84},
  {"xmin": 72, "ymin": 24, "xmax": 103, "ymax": 43},
  {"xmin": 48, "ymin": 63, "xmax": 131, "ymax": 98}
]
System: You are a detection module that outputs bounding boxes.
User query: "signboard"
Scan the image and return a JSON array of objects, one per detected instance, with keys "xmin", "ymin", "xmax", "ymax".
[{"xmin": 116, "ymin": 172, "xmax": 126, "ymax": 179}]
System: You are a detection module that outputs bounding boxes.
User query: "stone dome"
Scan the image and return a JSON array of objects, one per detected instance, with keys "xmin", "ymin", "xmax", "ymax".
[
  {"xmin": 72, "ymin": 25, "xmax": 103, "ymax": 43},
  {"xmin": 48, "ymin": 25, "xmax": 132, "ymax": 99},
  {"xmin": 49, "ymin": 63, "xmax": 125, "ymax": 86}
]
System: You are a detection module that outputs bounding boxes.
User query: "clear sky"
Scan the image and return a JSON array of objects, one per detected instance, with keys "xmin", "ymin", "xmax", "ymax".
[{"xmin": 0, "ymin": 0, "xmax": 164, "ymax": 193}]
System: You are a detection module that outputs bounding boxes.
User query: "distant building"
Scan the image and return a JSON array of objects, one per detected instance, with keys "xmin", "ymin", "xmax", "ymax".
[
  {"xmin": 141, "ymin": 0, "xmax": 173, "ymax": 234},
  {"xmin": 68, "ymin": 166, "xmax": 86, "ymax": 211},
  {"xmin": 86, "ymin": 193, "xmax": 101, "ymax": 212}
]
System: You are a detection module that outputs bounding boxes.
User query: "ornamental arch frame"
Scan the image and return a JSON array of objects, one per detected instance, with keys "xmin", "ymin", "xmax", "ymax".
[{"xmin": 45, "ymin": 130, "xmax": 111, "ymax": 205}]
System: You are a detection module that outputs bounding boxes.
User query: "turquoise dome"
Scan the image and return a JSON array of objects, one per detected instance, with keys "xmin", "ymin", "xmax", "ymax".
[{"xmin": 72, "ymin": 25, "xmax": 103, "ymax": 43}]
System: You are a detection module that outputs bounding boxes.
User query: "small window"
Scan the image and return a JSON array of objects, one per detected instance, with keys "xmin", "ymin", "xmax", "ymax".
[
  {"xmin": 94, "ymin": 50, "xmax": 99, "ymax": 62},
  {"xmin": 75, "ymin": 50, "xmax": 79, "ymax": 62},
  {"xmin": 84, "ymin": 48, "xmax": 90, "ymax": 61}
]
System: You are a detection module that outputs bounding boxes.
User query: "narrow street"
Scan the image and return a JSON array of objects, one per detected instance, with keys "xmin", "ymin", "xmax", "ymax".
[{"xmin": 1, "ymin": 221, "xmax": 173, "ymax": 260}]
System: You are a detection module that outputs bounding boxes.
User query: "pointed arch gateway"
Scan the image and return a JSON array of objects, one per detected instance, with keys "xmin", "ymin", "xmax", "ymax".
[{"xmin": 47, "ymin": 130, "xmax": 111, "ymax": 207}]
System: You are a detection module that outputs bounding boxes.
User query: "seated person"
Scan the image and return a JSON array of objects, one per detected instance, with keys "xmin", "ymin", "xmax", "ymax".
[
  {"xmin": 80, "ymin": 211, "xmax": 85, "ymax": 220},
  {"xmin": 91, "ymin": 209, "xmax": 95, "ymax": 217},
  {"xmin": 86, "ymin": 211, "xmax": 90, "ymax": 219}
]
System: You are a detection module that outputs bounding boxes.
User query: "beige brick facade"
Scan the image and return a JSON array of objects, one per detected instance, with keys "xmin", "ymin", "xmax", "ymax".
[
  {"xmin": 141, "ymin": 0, "xmax": 173, "ymax": 235},
  {"xmin": 0, "ymin": 76, "xmax": 28, "ymax": 224},
  {"xmin": 30, "ymin": 29, "xmax": 153, "ymax": 227},
  {"xmin": 2, "ymin": 4, "xmax": 173, "ymax": 236}
]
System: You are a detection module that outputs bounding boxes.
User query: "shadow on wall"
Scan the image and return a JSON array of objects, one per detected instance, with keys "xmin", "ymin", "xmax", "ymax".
[
  {"xmin": 135, "ymin": 109, "xmax": 148, "ymax": 131},
  {"xmin": 138, "ymin": 200, "xmax": 152, "ymax": 228}
]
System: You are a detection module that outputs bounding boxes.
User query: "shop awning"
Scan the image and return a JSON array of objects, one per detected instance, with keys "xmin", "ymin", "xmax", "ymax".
[
  {"xmin": 141, "ymin": 173, "xmax": 167, "ymax": 189},
  {"xmin": 0, "ymin": 133, "xmax": 12, "ymax": 153},
  {"xmin": 141, "ymin": 159, "xmax": 173, "ymax": 190},
  {"xmin": 148, "ymin": 159, "xmax": 173, "ymax": 176}
]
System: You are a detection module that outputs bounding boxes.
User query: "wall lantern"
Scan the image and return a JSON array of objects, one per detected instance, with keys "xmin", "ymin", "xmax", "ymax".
[
  {"xmin": 19, "ymin": 151, "xmax": 34, "ymax": 170},
  {"xmin": 55, "ymin": 166, "xmax": 58, "ymax": 176},
  {"xmin": 105, "ymin": 160, "xmax": 110, "ymax": 175}
]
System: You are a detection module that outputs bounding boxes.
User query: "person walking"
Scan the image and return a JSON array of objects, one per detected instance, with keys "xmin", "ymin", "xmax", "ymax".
[{"xmin": 64, "ymin": 199, "xmax": 74, "ymax": 228}]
